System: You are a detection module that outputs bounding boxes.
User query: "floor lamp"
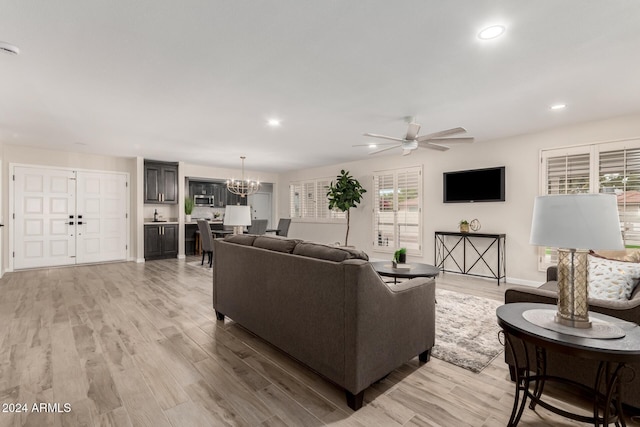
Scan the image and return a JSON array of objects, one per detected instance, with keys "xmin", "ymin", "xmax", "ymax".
[
  {"xmin": 224, "ymin": 205, "xmax": 251, "ymax": 235},
  {"xmin": 530, "ymin": 194, "xmax": 624, "ymax": 328}
]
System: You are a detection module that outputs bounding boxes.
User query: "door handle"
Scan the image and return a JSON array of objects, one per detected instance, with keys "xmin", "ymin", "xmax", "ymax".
[{"xmin": 68, "ymin": 221, "xmax": 74, "ymax": 225}]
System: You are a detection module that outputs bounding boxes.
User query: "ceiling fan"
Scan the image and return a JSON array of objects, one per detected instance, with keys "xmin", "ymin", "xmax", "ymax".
[{"xmin": 355, "ymin": 121, "xmax": 474, "ymax": 156}]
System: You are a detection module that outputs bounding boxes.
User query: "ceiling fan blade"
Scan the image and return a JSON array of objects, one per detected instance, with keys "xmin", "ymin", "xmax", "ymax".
[
  {"xmin": 416, "ymin": 127, "xmax": 467, "ymax": 142},
  {"xmin": 405, "ymin": 122, "xmax": 421, "ymax": 141},
  {"xmin": 402, "ymin": 149, "xmax": 413, "ymax": 156},
  {"xmin": 363, "ymin": 133, "xmax": 405, "ymax": 142},
  {"xmin": 420, "ymin": 142, "xmax": 450, "ymax": 151},
  {"xmin": 368, "ymin": 144, "xmax": 402, "ymax": 155},
  {"xmin": 429, "ymin": 137, "xmax": 475, "ymax": 144},
  {"xmin": 352, "ymin": 142, "xmax": 400, "ymax": 147}
]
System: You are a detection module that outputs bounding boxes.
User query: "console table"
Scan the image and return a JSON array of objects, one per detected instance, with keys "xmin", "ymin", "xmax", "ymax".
[{"xmin": 434, "ymin": 231, "xmax": 506, "ymax": 285}]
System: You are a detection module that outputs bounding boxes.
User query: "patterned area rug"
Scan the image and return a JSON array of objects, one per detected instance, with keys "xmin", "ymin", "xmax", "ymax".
[{"xmin": 433, "ymin": 288, "xmax": 504, "ymax": 373}]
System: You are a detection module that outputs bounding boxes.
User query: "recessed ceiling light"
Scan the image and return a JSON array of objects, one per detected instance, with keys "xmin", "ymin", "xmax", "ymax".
[
  {"xmin": 550, "ymin": 104, "xmax": 567, "ymax": 110},
  {"xmin": 267, "ymin": 119, "xmax": 281, "ymax": 127},
  {"xmin": 368, "ymin": 144, "xmax": 377, "ymax": 148},
  {"xmin": 477, "ymin": 25, "xmax": 506, "ymax": 40},
  {"xmin": 0, "ymin": 41, "xmax": 20, "ymax": 55}
]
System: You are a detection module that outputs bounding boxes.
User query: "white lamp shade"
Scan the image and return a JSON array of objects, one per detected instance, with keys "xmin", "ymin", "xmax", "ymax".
[
  {"xmin": 223, "ymin": 205, "xmax": 251, "ymax": 227},
  {"xmin": 530, "ymin": 194, "xmax": 624, "ymax": 250}
]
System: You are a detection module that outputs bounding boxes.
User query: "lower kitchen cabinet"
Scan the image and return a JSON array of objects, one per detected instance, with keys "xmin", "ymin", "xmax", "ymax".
[
  {"xmin": 185, "ymin": 224, "xmax": 198, "ymax": 255},
  {"xmin": 144, "ymin": 224, "xmax": 178, "ymax": 260}
]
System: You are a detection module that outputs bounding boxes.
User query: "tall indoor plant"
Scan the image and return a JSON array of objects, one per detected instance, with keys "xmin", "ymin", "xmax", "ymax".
[
  {"xmin": 326, "ymin": 170, "xmax": 366, "ymax": 246},
  {"xmin": 184, "ymin": 197, "xmax": 194, "ymax": 222}
]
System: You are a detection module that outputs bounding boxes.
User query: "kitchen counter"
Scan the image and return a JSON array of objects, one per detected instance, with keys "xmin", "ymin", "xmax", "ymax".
[
  {"xmin": 185, "ymin": 219, "xmax": 223, "ymax": 225},
  {"xmin": 144, "ymin": 218, "xmax": 179, "ymax": 225}
]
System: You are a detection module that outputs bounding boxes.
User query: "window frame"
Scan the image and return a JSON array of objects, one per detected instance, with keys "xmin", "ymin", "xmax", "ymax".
[
  {"xmin": 289, "ymin": 178, "xmax": 347, "ymax": 223},
  {"xmin": 538, "ymin": 138, "xmax": 640, "ymax": 270},
  {"xmin": 372, "ymin": 166, "xmax": 423, "ymax": 256}
]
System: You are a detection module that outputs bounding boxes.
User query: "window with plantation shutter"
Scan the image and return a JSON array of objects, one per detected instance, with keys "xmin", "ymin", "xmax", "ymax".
[
  {"xmin": 539, "ymin": 140, "xmax": 640, "ymax": 270},
  {"xmin": 373, "ymin": 166, "xmax": 422, "ymax": 255},
  {"xmin": 289, "ymin": 178, "xmax": 346, "ymax": 221},
  {"xmin": 599, "ymin": 148, "xmax": 640, "ymax": 248}
]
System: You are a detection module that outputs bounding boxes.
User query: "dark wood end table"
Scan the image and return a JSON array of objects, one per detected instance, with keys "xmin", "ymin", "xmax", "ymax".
[
  {"xmin": 371, "ymin": 261, "xmax": 440, "ymax": 284},
  {"xmin": 497, "ymin": 303, "xmax": 640, "ymax": 426}
]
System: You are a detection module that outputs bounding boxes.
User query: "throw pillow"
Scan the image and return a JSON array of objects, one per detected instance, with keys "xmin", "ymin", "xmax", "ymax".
[{"xmin": 588, "ymin": 255, "xmax": 640, "ymax": 301}]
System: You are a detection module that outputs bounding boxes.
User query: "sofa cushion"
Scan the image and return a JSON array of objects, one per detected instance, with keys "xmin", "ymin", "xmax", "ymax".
[
  {"xmin": 224, "ymin": 234, "xmax": 257, "ymax": 246},
  {"xmin": 588, "ymin": 255, "xmax": 640, "ymax": 301},
  {"xmin": 293, "ymin": 242, "xmax": 369, "ymax": 262},
  {"xmin": 252, "ymin": 236, "xmax": 302, "ymax": 253}
]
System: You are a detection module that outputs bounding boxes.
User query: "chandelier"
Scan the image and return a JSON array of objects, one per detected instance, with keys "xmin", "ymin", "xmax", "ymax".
[{"xmin": 226, "ymin": 156, "xmax": 260, "ymax": 198}]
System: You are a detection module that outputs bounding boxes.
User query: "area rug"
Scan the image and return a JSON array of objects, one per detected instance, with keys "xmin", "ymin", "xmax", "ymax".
[{"xmin": 432, "ymin": 288, "xmax": 504, "ymax": 373}]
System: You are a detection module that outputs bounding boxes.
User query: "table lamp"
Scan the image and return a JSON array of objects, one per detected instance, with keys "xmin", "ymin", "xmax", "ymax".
[
  {"xmin": 223, "ymin": 205, "xmax": 251, "ymax": 235},
  {"xmin": 530, "ymin": 194, "xmax": 623, "ymax": 328}
]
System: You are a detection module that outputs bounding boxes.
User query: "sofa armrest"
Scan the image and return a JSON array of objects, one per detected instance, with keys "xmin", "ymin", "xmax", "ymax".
[
  {"xmin": 506, "ymin": 284, "xmax": 640, "ymax": 324},
  {"xmin": 342, "ymin": 260, "xmax": 436, "ymax": 394}
]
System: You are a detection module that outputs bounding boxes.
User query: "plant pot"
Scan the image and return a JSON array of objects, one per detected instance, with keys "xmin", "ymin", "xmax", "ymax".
[
  {"xmin": 186, "ymin": 214, "xmax": 192, "ymax": 222},
  {"xmin": 399, "ymin": 253, "xmax": 406, "ymax": 263},
  {"xmin": 460, "ymin": 223, "xmax": 469, "ymax": 233}
]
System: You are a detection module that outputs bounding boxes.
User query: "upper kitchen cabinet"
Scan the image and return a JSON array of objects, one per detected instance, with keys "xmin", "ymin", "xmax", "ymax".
[{"xmin": 144, "ymin": 160, "xmax": 178, "ymax": 204}]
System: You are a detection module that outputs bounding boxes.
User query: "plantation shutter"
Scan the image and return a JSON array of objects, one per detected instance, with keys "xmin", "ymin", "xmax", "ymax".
[
  {"xmin": 540, "ymin": 150, "xmax": 593, "ymax": 268},
  {"xmin": 373, "ymin": 166, "xmax": 422, "ymax": 255},
  {"xmin": 301, "ymin": 182, "xmax": 316, "ymax": 218},
  {"xmin": 289, "ymin": 183, "xmax": 301, "ymax": 218},
  {"xmin": 373, "ymin": 172, "xmax": 395, "ymax": 249},
  {"xmin": 599, "ymin": 148, "xmax": 640, "ymax": 247},
  {"xmin": 397, "ymin": 169, "xmax": 421, "ymax": 253},
  {"xmin": 289, "ymin": 178, "xmax": 346, "ymax": 220}
]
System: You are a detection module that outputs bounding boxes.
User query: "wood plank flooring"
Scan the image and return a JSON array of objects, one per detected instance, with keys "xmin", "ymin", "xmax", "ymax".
[{"xmin": 0, "ymin": 258, "xmax": 639, "ymax": 426}]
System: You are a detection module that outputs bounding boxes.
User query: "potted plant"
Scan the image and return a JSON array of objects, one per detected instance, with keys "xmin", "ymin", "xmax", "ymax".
[
  {"xmin": 392, "ymin": 247, "xmax": 407, "ymax": 267},
  {"xmin": 185, "ymin": 197, "xmax": 194, "ymax": 222},
  {"xmin": 326, "ymin": 170, "xmax": 367, "ymax": 247},
  {"xmin": 459, "ymin": 219, "xmax": 469, "ymax": 233}
]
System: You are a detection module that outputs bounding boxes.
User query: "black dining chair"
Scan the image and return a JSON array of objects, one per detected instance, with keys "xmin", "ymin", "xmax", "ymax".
[
  {"xmin": 266, "ymin": 218, "xmax": 291, "ymax": 237},
  {"xmin": 197, "ymin": 219, "xmax": 215, "ymax": 267},
  {"xmin": 247, "ymin": 219, "xmax": 267, "ymax": 235}
]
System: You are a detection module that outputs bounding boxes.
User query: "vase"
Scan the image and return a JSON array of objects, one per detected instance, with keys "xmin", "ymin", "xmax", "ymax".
[
  {"xmin": 399, "ymin": 253, "xmax": 406, "ymax": 263},
  {"xmin": 460, "ymin": 223, "xmax": 469, "ymax": 233},
  {"xmin": 186, "ymin": 214, "xmax": 192, "ymax": 222}
]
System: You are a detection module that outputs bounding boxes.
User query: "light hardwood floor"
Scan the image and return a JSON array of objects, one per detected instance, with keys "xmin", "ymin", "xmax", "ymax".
[{"xmin": 0, "ymin": 258, "xmax": 638, "ymax": 426}]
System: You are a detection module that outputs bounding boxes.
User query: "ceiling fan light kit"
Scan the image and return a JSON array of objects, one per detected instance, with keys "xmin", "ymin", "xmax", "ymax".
[{"xmin": 358, "ymin": 121, "xmax": 474, "ymax": 156}]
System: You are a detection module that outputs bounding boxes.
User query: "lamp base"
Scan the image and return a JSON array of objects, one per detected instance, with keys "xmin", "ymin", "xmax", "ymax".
[
  {"xmin": 556, "ymin": 248, "xmax": 592, "ymax": 329},
  {"xmin": 554, "ymin": 312, "xmax": 592, "ymax": 329}
]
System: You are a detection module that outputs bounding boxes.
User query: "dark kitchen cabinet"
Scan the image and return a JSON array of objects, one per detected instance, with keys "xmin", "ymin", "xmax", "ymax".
[
  {"xmin": 185, "ymin": 224, "xmax": 198, "ymax": 255},
  {"xmin": 144, "ymin": 224, "xmax": 178, "ymax": 260},
  {"xmin": 226, "ymin": 191, "xmax": 248, "ymax": 207},
  {"xmin": 145, "ymin": 161, "xmax": 178, "ymax": 204}
]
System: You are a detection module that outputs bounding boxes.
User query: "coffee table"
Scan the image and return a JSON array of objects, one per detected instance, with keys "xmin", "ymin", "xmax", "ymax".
[{"xmin": 371, "ymin": 261, "xmax": 440, "ymax": 284}]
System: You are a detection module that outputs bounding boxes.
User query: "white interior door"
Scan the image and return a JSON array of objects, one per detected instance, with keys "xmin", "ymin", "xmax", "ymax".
[
  {"xmin": 248, "ymin": 192, "xmax": 272, "ymax": 227},
  {"xmin": 76, "ymin": 171, "xmax": 128, "ymax": 264},
  {"xmin": 14, "ymin": 166, "xmax": 77, "ymax": 269}
]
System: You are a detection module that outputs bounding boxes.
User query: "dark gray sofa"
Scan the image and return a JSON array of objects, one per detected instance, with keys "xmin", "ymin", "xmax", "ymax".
[
  {"xmin": 212, "ymin": 234, "xmax": 436, "ymax": 410},
  {"xmin": 505, "ymin": 266, "xmax": 640, "ymax": 409}
]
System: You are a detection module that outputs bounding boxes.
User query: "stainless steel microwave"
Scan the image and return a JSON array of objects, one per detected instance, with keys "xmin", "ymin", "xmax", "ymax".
[{"xmin": 194, "ymin": 195, "xmax": 214, "ymax": 206}]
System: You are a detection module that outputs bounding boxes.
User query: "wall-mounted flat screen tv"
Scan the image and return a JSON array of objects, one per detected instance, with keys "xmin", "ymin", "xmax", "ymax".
[{"xmin": 443, "ymin": 166, "xmax": 505, "ymax": 203}]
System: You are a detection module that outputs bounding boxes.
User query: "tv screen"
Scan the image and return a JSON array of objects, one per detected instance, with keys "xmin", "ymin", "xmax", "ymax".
[{"xmin": 443, "ymin": 166, "xmax": 505, "ymax": 203}]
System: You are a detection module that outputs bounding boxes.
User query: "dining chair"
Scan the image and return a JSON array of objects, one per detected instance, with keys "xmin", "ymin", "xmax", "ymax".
[
  {"xmin": 276, "ymin": 218, "xmax": 291, "ymax": 237},
  {"xmin": 248, "ymin": 219, "xmax": 268, "ymax": 235},
  {"xmin": 197, "ymin": 219, "xmax": 215, "ymax": 267}
]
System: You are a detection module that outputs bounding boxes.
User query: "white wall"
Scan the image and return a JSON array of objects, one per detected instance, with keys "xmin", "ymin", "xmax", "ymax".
[{"xmin": 278, "ymin": 113, "xmax": 640, "ymax": 284}]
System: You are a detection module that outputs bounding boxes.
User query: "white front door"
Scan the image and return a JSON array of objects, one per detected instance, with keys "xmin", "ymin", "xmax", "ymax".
[
  {"xmin": 76, "ymin": 171, "xmax": 128, "ymax": 264},
  {"xmin": 14, "ymin": 166, "xmax": 77, "ymax": 269},
  {"xmin": 13, "ymin": 166, "xmax": 129, "ymax": 270}
]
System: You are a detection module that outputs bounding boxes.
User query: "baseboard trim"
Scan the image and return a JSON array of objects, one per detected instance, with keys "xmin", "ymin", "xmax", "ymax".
[
  {"xmin": 136, "ymin": 258, "xmax": 145, "ymax": 263},
  {"xmin": 506, "ymin": 277, "xmax": 540, "ymax": 287}
]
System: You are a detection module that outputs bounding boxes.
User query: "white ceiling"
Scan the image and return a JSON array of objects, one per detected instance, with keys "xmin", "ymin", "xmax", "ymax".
[{"xmin": 1, "ymin": 1, "xmax": 639, "ymax": 173}]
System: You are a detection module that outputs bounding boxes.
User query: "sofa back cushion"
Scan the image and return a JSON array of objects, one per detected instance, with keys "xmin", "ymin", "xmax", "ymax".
[
  {"xmin": 293, "ymin": 242, "xmax": 369, "ymax": 262},
  {"xmin": 253, "ymin": 236, "xmax": 302, "ymax": 253},
  {"xmin": 224, "ymin": 234, "xmax": 257, "ymax": 246}
]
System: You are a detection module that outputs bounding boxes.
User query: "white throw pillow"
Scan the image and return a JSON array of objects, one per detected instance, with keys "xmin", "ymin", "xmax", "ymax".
[{"xmin": 588, "ymin": 255, "xmax": 640, "ymax": 301}]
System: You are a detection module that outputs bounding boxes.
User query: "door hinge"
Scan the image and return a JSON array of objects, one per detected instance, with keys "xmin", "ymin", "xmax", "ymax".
[
  {"xmin": 12, "ymin": 174, "xmax": 15, "ymax": 181},
  {"xmin": 12, "ymin": 213, "xmax": 15, "ymax": 219},
  {"xmin": 126, "ymin": 181, "xmax": 128, "ymax": 187},
  {"xmin": 126, "ymin": 244, "xmax": 128, "ymax": 250},
  {"xmin": 12, "ymin": 251, "xmax": 15, "ymax": 258}
]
